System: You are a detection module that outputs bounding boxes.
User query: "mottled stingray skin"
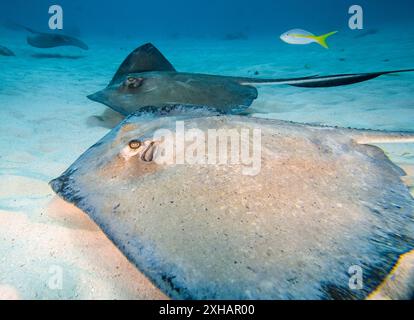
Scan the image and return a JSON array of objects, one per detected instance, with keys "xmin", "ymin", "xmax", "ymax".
[
  {"xmin": 89, "ymin": 71, "xmax": 260, "ymax": 115},
  {"xmin": 50, "ymin": 113, "xmax": 414, "ymax": 299}
]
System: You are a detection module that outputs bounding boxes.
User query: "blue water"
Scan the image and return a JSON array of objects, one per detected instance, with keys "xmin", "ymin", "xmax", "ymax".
[
  {"xmin": 0, "ymin": 0, "xmax": 413, "ymax": 299},
  {"xmin": 1, "ymin": 0, "xmax": 413, "ymax": 38}
]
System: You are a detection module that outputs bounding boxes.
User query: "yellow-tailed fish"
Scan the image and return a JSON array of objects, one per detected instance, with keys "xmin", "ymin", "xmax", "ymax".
[{"xmin": 280, "ymin": 29, "xmax": 338, "ymax": 49}]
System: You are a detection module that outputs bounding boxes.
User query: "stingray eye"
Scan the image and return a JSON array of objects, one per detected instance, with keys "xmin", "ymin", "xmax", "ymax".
[
  {"xmin": 124, "ymin": 77, "xmax": 143, "ymax": 88},
  {"xmin": 128, "ymin": 139, "xmax": 141, "ymax": 149}
]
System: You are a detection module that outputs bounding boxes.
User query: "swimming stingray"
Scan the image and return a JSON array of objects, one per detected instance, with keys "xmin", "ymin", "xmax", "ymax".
[
  {"xmin": 0, "ymin": 45, "xmax": 15, "ymax": 56},
  {"xmin": 23, "ymin": 27, "xmax": 88, "ymax": 50},
  {"xmin": 87, "ymin": 43, "xmax": 414, "ymax": 115},
  {"xmin": 50, "ymin": 112, "xmax": 414, "ymax": 299}
]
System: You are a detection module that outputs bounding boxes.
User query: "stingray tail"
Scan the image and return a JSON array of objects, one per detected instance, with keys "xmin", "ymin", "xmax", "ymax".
[
  {"xmin": 286, "ymin": 69, "xmax": 414, "ymax": 88},
  {"xmin": 353, "ymin": 131, "xmax": 414, "ymax": 145},
  {"xmin": 241, "ymin": 69, "xmax": 414, "ymax": 88},
  {"xmin": 239, "ymin": 75, "xmax": 321, "ymax": 85}
]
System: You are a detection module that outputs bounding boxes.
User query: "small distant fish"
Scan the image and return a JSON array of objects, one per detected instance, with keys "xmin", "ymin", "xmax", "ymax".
[{"xmin": 280, "ymin": 29, "xmax": 338, "ymax": 49}]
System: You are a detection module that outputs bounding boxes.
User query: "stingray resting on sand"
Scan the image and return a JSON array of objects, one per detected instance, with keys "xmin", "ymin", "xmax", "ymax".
[
  {"xmin": 22, "ymin": 27, "xmax": 88, "ymax": 50},
  {"xmin": 50, "ymin": 112, "xmax": 414, "ymax": 299},
  {"xmin": 87, "ymin": 43, "xmax": 414, "ymax": 115}
]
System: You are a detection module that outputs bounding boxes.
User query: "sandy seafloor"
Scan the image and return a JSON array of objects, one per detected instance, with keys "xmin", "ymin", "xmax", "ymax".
[{"xmin": 0, "ymin": 25, "xmax": 414, "ymax": 299}]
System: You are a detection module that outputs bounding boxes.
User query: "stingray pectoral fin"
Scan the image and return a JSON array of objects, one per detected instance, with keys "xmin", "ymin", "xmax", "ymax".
[
  {"xmin": 110, "ymin": 43, "xmax": 176, "ymax": 85},
  {"xmin": 71, "ymin": 38, "xmax": 88, "ymax": 50},
  {"xmin": 284, "ymin": 69, "xmax": 414, "ymax": 88},
  {"xmin": 352, "ymin": 131, "xmax": 414, "ymax": 178}
]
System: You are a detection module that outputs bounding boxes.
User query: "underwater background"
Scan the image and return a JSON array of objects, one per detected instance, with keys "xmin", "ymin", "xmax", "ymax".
[
  {"xmin": 0, "ymin": 0, "xmax": 413, "ymax": 299},
  {"xmin": 1, "ymin": 0, "xmax": 414, "ymax": 38}
]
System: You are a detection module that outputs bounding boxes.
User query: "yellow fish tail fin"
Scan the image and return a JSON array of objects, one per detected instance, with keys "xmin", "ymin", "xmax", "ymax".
[{"xmin": 314, "ymin": 31, "xmax": 338, "ymax": 49}]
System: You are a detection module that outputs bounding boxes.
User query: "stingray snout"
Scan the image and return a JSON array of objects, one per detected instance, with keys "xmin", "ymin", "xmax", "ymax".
[
  {"xmin": 49, "ymin": 176, "xmax": 63, "ymax": 195},
  {"xmin": 87, "ymin": 90, "xmax": 106, "ymax": 104},
  {"xmin": 49, "ymin": 168, "xmax": 79, "ymax": 202}
]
